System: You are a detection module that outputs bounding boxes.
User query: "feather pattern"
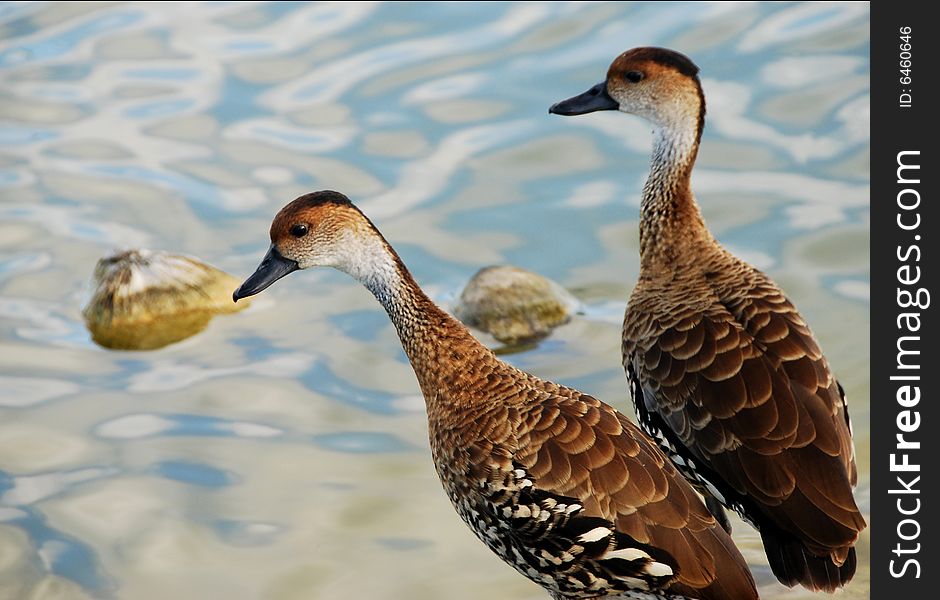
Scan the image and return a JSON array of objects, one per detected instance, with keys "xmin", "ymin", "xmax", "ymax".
[
  {"xmin": 430, "ymin": 367, "xmax": 759, "ymax": 600},
  {"xmin": 624, "ymin": 255, "xmax": 865, "ymax": 561}
]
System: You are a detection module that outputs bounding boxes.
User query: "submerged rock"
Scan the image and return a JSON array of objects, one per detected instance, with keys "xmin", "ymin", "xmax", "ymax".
[
  {"xmin": 83, "ymin": 249, "xmax": 248, "ymax": 350},
  {"xmin": 453, "ymin": 265, "xmax": 581, "ymax": 345}
]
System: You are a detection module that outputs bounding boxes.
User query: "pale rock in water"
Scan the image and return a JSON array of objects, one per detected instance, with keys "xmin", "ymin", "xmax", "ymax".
[
  {"xmin": 453, "ymin": 265, "xmax": 581, "ymax": 345},
  {"xmin": 83, "ymin": 249, "xmax": 248, "ymax": 350}
]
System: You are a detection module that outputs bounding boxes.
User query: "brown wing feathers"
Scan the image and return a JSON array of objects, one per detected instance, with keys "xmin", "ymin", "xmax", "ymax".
[
  {"xmin": 625, "ymin": 264, "xmax": 865, "ymax": 592},
  {"xmin": 510, "ymin": 393, "xmax": 758, "ymax": 599}
]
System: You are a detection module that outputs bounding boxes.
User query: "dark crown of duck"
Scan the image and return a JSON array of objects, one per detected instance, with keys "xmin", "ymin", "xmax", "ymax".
[{"xmin": 551, "ymin": 47, "xmax": 866, "ymax": 593}]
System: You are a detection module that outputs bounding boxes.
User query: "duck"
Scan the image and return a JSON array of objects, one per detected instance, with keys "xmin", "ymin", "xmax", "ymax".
[
  {"xmin": 549, "ymin": 47, "xmax": 866, "ymax": 592},
  {"xmin": 233, "ymin": 190, "xmax": 758, "ymax": 600}
]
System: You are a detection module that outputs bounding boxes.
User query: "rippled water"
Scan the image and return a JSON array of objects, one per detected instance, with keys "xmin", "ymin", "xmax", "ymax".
[{"xmin": 0, "ymin": 3, "xmax": 869, "ymax": 599}]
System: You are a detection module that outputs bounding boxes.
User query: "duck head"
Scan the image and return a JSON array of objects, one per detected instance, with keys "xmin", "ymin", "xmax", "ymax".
[
  {"xmin": 233, "ymin": 190, "xmax": 379, "ymax": 301},
  {"xmin": 549, "ymin": 46, "xmax": 703, "ymax": 132}
]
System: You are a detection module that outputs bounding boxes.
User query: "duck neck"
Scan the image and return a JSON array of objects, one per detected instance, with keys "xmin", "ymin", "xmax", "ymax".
[
  {"xmin": 361, "ymin": 250, "xmax": 447, "ymax": 360},
  {"xmin": 639, "ymin": 97, "xmax": 710, "ymax": 269},
  {"xmin": 343, "ymin": 226, "xmax": 479, "ymax": 403}
]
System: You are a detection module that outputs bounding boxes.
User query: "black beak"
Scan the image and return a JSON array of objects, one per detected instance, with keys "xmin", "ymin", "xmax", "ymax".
[
  {"xmin": 549, "ymin": 81, "xmax": 618, "ymax": 116},
  {"xmin": 233, "ymin": 245, "xmax": 299, "ymax": 302}
]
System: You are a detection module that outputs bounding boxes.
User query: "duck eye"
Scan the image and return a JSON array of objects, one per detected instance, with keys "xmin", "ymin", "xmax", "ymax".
[
  {"xmin": 625, "ymin": 71, "xmax": 644, "ymax": 83},
  {"xmin": 290, "ymin": 223, "xmax": 308, "ymax": 238}
]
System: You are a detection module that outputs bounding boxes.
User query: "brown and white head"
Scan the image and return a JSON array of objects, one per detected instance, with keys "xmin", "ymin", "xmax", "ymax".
[
  {"xmin": 233, "ymin": 190, "xmax": 398, "ymax": 302},
  {"xmin": 549, "ymin": 47, "xmax": 704, "ymax": 136}
]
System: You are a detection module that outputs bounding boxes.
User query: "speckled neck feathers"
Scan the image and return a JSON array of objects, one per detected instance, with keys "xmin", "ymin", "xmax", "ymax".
[
  {"xmin": 338, "ymin": 221, "xmax": 485, "ymax": 407},
  {"xmin": 639, "ymin": 84, "xmax": 711, "ymax": 270}
]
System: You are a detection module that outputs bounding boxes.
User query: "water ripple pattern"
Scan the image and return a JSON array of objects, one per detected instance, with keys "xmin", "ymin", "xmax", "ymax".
[{"xmin": 0, "ymin": 3, "xmax": 869, "ymax": 599}]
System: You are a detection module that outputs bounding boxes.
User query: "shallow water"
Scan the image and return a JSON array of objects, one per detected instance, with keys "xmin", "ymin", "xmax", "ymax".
[{"xmin": 0, "ymin": 2, "xmax": 869, "ymax": 599}]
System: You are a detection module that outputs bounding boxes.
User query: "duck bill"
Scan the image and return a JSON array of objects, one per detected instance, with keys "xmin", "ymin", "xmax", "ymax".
[
  {"xmin": 233, "ymin": 245, "xmax": 299, "ymax": 302},
  {"xmin": 549, "ymin": 82, "xmax": 618, "ymax": 116}
]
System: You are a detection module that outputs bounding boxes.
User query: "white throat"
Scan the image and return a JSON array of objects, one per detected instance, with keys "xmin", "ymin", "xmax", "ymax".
[
  {"xmin": 651, "ymin": 122, "xmax": 698, "ymax": 169},
  {"xmin": 331, "ymin": 228, "xmax": 404, "ymax": 308},
  {"xmin": 630, "ymin": 83, "xmax": 702, "ymax": 189},
  {"xmin": 641, "ymin": 111, "xmax": 700, "ymax": 212}
]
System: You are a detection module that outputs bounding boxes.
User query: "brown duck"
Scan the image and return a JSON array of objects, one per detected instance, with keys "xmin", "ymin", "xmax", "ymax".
[
  {"xmin": 550, "ymin": 47, "xmax": 866, "ymax": 592},
  {"xmin": 233, "ymin": 191, "xmax": 758, "ymax": 599}
]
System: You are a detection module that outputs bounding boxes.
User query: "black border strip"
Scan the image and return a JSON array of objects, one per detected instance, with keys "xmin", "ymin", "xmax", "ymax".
[{"xmin": 872, "ymin": 4, "xmax": 936, "ymax": 596}]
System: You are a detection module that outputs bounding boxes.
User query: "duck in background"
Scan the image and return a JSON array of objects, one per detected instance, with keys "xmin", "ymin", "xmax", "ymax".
[
  {"xmin": 550, "ymin": 47, "xmax": 865, "ymax": 592},
  {"xmin": 233, "ymin": 190, "xmax": 758, "ymax": 600}
]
